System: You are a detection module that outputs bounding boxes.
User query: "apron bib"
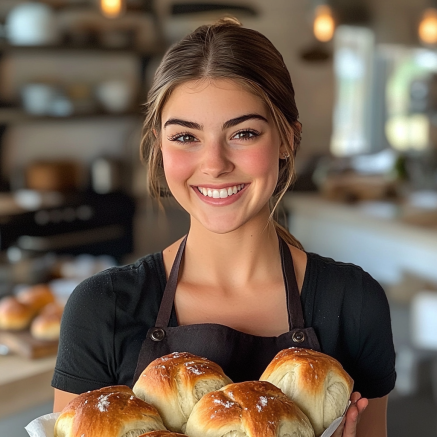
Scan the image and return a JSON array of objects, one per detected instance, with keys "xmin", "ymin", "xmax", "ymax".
[{"xmin": 132, "ymin": 235, "xmax": 321, "ymax": 385}]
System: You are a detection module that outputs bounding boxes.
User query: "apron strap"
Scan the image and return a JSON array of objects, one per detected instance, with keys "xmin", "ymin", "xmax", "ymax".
[
  {"xmin": 154, "ymin": 234, "xmax": 304, "ymax": 330},
  {"xmin": 279, "ymin": 236, "xmax": 305, "ymax": 330},
  {"xmin": 155, "ymin": 235, "xmax": 187, "ymax": 328}
]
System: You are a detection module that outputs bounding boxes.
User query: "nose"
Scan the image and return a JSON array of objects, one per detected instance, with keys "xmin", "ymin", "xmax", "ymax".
[{"xmin": 200, "ymin": 140, "xmax": 234, "ymax": 178}]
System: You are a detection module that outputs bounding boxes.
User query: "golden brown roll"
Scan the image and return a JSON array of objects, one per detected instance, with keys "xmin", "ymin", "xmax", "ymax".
[
  {"xmin": 133, "ymin": 352, "xmax": 232, "ymax": 433},
  {"xmin": 260, "ymin": 348, "xmax": 354, "ymax": 437},
  {"xmin": 30, "ymin": 302, "xmax": 63, "ymax": 341},
  {"xmin": 54, "ymin": 385, "xmax": 166, "ymax": 437},
  {"xmin": 139, "ymin": 432, "xmax": 188, "ymax": 437},
  {"xmin": 17, "ymin": 284, "xmax": 55, "ymax": 312},
  {"xmin": 185, "ymin": 380, "xmax": 314, "ymax": 437},
  {"xmin": 0, "ymin": 296, "xmax": 34, "ymax": 330}
]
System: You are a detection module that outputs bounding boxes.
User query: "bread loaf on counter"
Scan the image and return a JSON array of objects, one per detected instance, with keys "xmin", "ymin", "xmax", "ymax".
[
  {"xmin": 54, "ymin": 385, "xmax": 166, "ymax": 437},
  {"xmin": 0, "ymin": 296, "xmax": 35, "ymax": 330},
  {"xmin": 185, "ymin": 380, "xmax": 314, "ymax": 437},
  {"xmin": 260, "ymin": 348, "xmax": 354, "ymax": 437},
  {"xmin": 17, "ymin": 284, "xmax": 55, "ymax": 312},
  {"xmin": 133, "ymin": 352, "xmax": 232, "ymax": 433},
  {"xmin": 30, "ymin": 302, "xmax": 63, "ymax": 341}
]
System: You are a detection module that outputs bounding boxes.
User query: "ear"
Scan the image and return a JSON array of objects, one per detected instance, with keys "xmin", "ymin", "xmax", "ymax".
[{"xmin": 153, "ymin": 128, "xmax": 158, "ymax": 138}]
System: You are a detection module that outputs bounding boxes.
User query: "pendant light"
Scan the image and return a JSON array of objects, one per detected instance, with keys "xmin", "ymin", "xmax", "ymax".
[
  {"xmin": 419, "ymin": 8, "xmax": 437, "ymax": 44},
  {"xmin": 100, "ymin": 0, "xmax": 125, "ymax": 19},
  {"xmin": 313, "ymin": 4, "xmax": 335, "ymax": 42}
]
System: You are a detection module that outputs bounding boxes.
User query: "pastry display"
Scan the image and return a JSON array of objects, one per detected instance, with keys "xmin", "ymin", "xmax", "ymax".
[
  {"xmin": 0, "ymin": 296, "xmax": 35, "ymax": 330},
  {"xmin": 185, "ymin": 380, "xmax": 314, "ymax": 437},
  {"xmin": 54, "ymin": 385, "xmax": 166, "ymax": 437},
  {"xmin": 260, "ymin": 348, "xmax": 354, "ymax": 436},
  {"xmin": 133, "ymin": 352, "xmax": 232, "ymax": 433},
  {"xmin": 17, "ymin": 284, "xmax": 55, "ymax": 312},
  {"xmin": 30, "ymin": 302, "xmax": 64, "ymax": 341}
]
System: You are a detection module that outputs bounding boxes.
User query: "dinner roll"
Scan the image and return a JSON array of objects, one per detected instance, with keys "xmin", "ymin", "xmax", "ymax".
[
  {"xmin": 133, "ymin": 352, "xmax": 232, "ymax": 433},
  {"xmin": 185, "ymin": 380, "xmax": 314, "ymax": 437},
  {"xmin": 260, "ymin": 348, "xmax": 354, "ymax": 437},
  {"xmin": 0, "ymin": 296, "xmax": 34, "ymax": 330},
  {"xmin": 54, "ymin": 385, "xmax": 166, "ymax": 437},
  {"xmin": 30, "ymin": 302, "xmax": 63, "ymax": 341},
  {"xmin": 139, "ymin": 432, "xmax": 188, "ymax": 437},
  {"xmin": 17, "ymin": 284, "xmax": 55, "ymax": 312}
]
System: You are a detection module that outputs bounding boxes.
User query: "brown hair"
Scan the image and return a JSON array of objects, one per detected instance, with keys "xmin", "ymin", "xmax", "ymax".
[{"xmin": 140, "ymin": 17, "xmax": 303, "ymax": 249}]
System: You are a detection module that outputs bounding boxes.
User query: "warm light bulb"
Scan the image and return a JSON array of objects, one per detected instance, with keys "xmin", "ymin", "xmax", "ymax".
[
  {"xmin": 100, "ymin": 0, "xmax": 124, "ymax": 19},
  {"xmin": 419, "ymin": 8, "xmax": 437, "ymax": 44},
  {"xmin": 314, "ymin": 5, "xmax": 335, "ymax": 42}
]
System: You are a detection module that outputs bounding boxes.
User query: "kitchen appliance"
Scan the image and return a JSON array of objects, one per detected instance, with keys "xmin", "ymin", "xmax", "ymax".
[{"xmin": 0, "ymin": 191, "xmax": 135, "ymax": 277}]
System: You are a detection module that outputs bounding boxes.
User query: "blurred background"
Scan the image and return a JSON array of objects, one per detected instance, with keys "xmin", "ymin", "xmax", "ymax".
[{"xmin": 0, "ymin": 0, "xmax": 436, "ymax": 435}]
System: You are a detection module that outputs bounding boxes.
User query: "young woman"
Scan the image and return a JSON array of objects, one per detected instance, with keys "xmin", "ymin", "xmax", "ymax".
[{"xmin": 52, "ymin": 18, "xmax": 396, "ymax": 437}]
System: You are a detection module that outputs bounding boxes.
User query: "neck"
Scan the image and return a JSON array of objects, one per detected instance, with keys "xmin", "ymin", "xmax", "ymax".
[{"xmin": 182, "ymin": 212, "xmax": 282, "ymax": 289}]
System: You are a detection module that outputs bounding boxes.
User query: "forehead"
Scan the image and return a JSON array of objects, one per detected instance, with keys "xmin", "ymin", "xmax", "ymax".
[{"xmin": 162, "ymin": 78, "xmax": 269, "ymax": 121}]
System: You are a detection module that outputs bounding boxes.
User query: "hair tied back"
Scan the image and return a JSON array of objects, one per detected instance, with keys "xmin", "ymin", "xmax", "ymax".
[{"xmin": 213, "ymin": 16, "xmax": 243, "ymax": 27}]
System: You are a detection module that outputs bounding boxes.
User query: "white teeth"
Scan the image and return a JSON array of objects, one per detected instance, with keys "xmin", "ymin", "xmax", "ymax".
[{"xmin": 197, "ymin": 184, "xmax": 245, "ymax": 199}]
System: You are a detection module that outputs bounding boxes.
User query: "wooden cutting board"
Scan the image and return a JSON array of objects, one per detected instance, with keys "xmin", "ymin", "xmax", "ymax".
[{"xmin": 0, "ymin": 329, "xmax": 58, "ymax": 359}]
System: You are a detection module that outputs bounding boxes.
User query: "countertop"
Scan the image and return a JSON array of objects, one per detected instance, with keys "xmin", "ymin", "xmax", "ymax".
[
  {"xmin": 0, "ymin": 354, "xmax": 56, "ymax": 419},
  {"xmin": 283, "ymin": 192, "xmax": 437, "ymax": 245}
]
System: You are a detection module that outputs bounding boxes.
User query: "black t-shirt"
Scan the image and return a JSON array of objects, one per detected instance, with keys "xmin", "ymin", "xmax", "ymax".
[{"xmin": 52, "ymin": 251, "xmax": 396, "ymax": 399}]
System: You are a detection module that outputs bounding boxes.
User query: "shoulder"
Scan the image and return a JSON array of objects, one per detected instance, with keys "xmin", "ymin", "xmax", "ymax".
[
  {"xmin": 304, "ymin": 252, "xmax": 388, "ymax": 325},
  {"xmin": 65, "ymin": 252, "xmax": 166, "ymax": 313},
  {"xmin": 303, "ymin": 253, "xmax": 396, "ymax": 398},
  {"xmin": 305, "ymin": 252, "xmax": 384, "ymax": 296}
]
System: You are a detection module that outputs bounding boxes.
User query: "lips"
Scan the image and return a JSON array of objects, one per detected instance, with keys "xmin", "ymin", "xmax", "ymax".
[
  {"xmin": 196, "ymin": 184, "xmax": 246, "ymax": 199},
  {"xmin": 192, "ymin": 183, "xmax": 249, "ymax": 206}
]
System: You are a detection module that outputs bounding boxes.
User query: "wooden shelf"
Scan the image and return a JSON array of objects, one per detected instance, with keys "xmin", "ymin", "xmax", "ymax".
[
  {"xmin": 0, "ymin": 41, "xmax": 162, "ymax": 56},
  {"xmin": 0, "ymin": 108, "xmax": 143, "ymax": 124}
]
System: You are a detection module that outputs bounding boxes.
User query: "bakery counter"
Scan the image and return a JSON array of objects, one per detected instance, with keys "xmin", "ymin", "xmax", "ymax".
[
  {"xmin": 0, "ymin": 354, "xmax": 56, "ymax": 419},
  {"xmin": 283, "ymin": 193, "xmax": 437, "ymax": 285}
]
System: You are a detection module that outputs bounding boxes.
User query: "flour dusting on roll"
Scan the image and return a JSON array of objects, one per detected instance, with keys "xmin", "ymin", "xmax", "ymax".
[
  {"xmin": 186, "ymin": 380, "xmax": 314, "ymax": 437},
  {"xmin": 133, "ymin": 352, "xmax": 232, "ymax": 433},
  {"xmin": 260, "ymin": 348, "xmax": 353, "ymax": 437},
  {"xmin": 54, "ymin": 385, "xmax": 166, "ymax": 437}
]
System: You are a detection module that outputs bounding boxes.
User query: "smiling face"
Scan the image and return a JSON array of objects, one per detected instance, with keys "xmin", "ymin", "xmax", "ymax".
[{"xmin": 160, "ymin": 79, "xmax": 285, "ymax": 235}]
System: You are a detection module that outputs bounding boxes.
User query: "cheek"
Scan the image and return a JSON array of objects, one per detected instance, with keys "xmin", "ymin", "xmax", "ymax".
[
  {"xmin": 239, "ymin": 147, "xmax": 279, "ymax": 182},
  {"xmin": 162, "ymin": 147, "xmax": 195, "ymax": 188}
]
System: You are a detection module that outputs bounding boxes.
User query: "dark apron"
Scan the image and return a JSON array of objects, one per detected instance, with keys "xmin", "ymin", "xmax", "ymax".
[{"xmin": 132, "ymin": 235, "xmax": 321, "ymax": 385}]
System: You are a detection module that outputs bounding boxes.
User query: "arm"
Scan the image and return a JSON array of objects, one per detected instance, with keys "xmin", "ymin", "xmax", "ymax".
[
  {"xmin": 53, "ymin": 389, "xmax": 79, "ymax": 412},
  {"xmin": 356, "ymin": 396, "xmax": 388, "ymax": 437}
]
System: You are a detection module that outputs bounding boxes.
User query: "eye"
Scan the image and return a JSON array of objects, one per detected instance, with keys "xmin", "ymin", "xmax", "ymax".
[
  {"xmin": 232, "ymin": 129, "xmax": 259, "ymax": 140},
  {"xmin": 168, "ymin": 133, "xmax": 198, "ymax": 143}
]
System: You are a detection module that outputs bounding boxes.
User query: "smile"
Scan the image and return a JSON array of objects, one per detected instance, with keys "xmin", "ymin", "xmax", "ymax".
[{"xmin": 196, "ymin": 184, "xmax": 246, "ymax": 199}]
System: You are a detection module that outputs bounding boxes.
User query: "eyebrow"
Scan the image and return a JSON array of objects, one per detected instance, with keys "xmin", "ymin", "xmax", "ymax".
[{"xmin": 163, "ymin": 113, "xmax": 268, "ymax": 130}]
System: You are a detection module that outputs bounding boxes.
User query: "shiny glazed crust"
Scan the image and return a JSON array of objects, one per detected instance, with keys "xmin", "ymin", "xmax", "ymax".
[
  {"xmin": 260, "ymin": 348, "xmax": 354, "ymax": 437},
  {"xmin": 0, "ymin": 296, "xmax": 34, "ymax": 330},
  {"xmin": 17, "ymin": 284, "xmax": 55, "ymax": 312},
  {"xmin": 133, "ymin": 352, "xmax": 232, "ymax": 433},
  {"xmin": 54, "ymin": 385, "xmax": 166, "ymax": 437},
  {"xmin": 185, "ymin": 380, "xmax": 315, "ymax": 437},
  {"xmin": 30, "ymin": 302, "xmax": 63, "ymax": 340}
]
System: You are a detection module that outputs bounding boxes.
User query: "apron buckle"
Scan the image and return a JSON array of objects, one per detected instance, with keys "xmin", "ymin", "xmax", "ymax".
[
  {"xmin": 292, "ymin": 330, "xmax": 305, "ymax": 343},
  {"xmin": 150, "ymin": 328, "xmax": 166, "ymax": 342}
]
